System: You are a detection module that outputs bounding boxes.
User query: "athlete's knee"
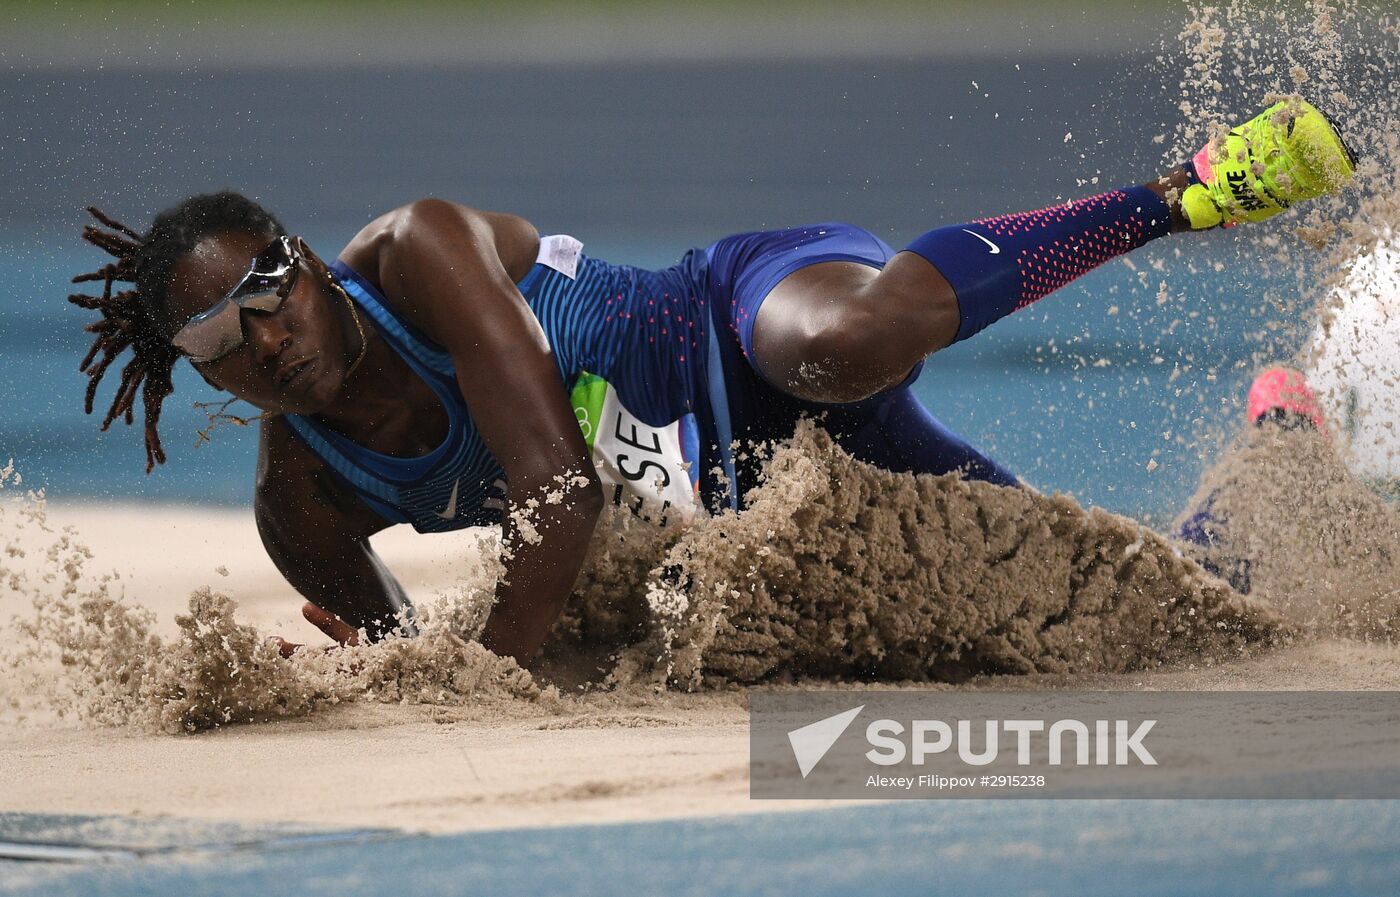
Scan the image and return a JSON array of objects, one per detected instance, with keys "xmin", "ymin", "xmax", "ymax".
[
  {"xmin": 797, "ymin": 278, "xmax": 951, "ymax": 381},
  {"xmin": 864, "ymin": 253, "xmax": 962, "ymax": 350},
  {"xmin": 783, "ymin": 305, "xmax": 914, "ymax": 402},
  {"xmin": 799, "ymin": 295, "xmax": 874, "ymax": 362},
  {"xmin": 755, "ymin": 279, "xmax": 927, "ymax": 402}
]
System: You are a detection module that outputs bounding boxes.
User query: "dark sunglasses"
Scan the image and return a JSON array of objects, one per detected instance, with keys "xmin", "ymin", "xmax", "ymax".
[{"xmin": 172, "ymin": 235, "xmax": 302, "ymax": 363}]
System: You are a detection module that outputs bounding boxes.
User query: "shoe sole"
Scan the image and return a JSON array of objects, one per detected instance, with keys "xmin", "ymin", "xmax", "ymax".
[{"xmin": 1317, "ymin": 107, "xmax": 1360, "ymax": 170}]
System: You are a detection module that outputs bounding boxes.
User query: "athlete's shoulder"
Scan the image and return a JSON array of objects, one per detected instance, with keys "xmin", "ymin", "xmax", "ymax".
[{"xmin": 337, "ymin": 199, "xmax": 539, "ymax": 287}]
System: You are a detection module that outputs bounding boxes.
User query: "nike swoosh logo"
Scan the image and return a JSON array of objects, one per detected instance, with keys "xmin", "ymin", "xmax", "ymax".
[
  {"xmin": 481, "ymin": 478, "xmax": 508, "ymax": 512},
  {"xmin": 962, "ymin": 229, "xmax": 1001, "ymax": 254},
  {"xmin": 435, "ymin": 477, "xmax": 462, "ymax": 519}
]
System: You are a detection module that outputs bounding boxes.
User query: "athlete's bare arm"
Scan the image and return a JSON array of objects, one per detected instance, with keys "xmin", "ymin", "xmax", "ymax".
[
  {"xmin": 343, "ymin": 198, "xmax": 605, "ymax": 665},
  {"xmin": 254, "ymin": 414, "xmax": 409, "ymax": 646}
]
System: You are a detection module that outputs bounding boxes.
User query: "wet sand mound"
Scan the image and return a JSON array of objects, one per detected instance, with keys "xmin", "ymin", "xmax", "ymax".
[{"xmin": 614, "ymin": 422, "xmax": 1285, "ymax": 688}]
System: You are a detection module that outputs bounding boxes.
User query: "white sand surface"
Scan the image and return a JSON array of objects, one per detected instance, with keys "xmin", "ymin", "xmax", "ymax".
[{"xmin": 0, "ymin": 502, "xmax": 762, "ymax": 832}]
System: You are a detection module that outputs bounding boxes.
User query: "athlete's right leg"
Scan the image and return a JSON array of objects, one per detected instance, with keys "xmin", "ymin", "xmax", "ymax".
[{"xmin": 754, "ymin": 98, "xmax": 1355, "ymax": 404}]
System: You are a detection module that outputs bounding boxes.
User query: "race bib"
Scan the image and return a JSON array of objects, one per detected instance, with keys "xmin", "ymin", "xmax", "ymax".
[{"xmin": 571, "ymin": 371, "xmax": 700, "ymax": 526}]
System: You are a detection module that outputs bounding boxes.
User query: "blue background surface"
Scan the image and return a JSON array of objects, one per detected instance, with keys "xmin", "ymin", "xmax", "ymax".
[{"xmin": 6, "ymin": 801, "xmax": 1399, "ymax": 897}]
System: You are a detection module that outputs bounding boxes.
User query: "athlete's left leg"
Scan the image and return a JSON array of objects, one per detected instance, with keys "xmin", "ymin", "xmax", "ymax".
[
  {"xmin": 752, "ymin": 177, "xmax": 1178, "ymax": 402},
  {"xmin": 753, "ymin": 98, "xmax": 1355, "ymax": 404}
]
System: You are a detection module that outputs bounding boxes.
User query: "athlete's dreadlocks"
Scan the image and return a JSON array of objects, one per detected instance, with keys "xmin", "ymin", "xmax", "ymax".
[{"xmin": 70, "ymin": 192, "xmax": 284, "ymax": 472}]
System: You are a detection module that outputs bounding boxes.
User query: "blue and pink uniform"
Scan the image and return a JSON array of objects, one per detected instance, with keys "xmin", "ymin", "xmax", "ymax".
[{"xmin": 284, "ymin": 185, "xmax": 1173, "ymax": 532}]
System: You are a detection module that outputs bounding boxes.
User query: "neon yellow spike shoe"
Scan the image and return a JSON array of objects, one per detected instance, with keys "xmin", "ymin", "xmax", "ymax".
[{"xmin": 1181, "ymin": 97, "xmax": 1357, "ymax": 229}]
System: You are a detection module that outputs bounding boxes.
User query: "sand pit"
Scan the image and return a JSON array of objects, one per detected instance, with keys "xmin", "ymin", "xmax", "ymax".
[
  {"xmin": 1, "ymin": 425, "xmax": 1290, "ymax": 735},
  {"xmin": 2, "ymin": 637, "xmax": 1397, "ymax": 834},
  {"xmin": 6, "ymin": 409, "xmax": 1400, "ymax": 832}
]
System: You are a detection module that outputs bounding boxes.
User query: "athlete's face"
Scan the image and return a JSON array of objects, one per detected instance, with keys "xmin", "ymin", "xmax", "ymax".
[{"xmin": 164, "ymin": 231, "xmax": 359, "ymax": 414}]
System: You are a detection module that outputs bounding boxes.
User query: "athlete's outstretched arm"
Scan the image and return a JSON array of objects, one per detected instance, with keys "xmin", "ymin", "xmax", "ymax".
[
  {"xmin": 374, "ymin": 199, "xmax": 604, "ymax": 666},
  {"xmin": 254, "ymin": 415, "xmax": 413, "ymax": 645}
]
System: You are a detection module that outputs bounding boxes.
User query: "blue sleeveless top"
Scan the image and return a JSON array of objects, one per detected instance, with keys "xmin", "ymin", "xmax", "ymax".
[{"xmin": 283, "ymin": 240, "xmax": 717, "ymax": 533}]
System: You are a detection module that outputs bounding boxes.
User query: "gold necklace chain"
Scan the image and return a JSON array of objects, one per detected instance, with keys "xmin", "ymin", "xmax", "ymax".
[{"xmin": 329, "ymin": 278, "xmax": 369, "ymax": 377}]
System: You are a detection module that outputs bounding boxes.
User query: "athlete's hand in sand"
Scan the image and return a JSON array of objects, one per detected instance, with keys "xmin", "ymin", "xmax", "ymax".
[{"xmin": 273, "ymin": 601, "xmax": 360, "ymax": 658}]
